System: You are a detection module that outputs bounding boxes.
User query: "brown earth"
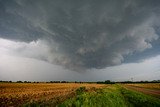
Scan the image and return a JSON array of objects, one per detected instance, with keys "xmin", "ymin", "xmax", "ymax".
[{"xmin": 124, "ymin": 85, "xmax": 160, "ymax": 98}]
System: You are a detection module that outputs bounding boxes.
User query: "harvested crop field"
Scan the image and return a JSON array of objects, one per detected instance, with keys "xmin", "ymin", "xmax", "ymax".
[{"xmin": 0, "ymin": 83, "xmax": 105, "ymax": 107}]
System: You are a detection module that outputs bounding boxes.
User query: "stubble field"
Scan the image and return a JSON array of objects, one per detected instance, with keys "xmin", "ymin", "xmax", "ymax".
[{"xmin": 0, "ymin": 83, "xmax": 105, "ymax": 107}]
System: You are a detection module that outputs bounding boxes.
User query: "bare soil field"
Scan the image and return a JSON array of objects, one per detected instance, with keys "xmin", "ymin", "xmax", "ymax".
[{"xmin": 124, "ymin": 83, "xmax": 160, "ymax": 98}]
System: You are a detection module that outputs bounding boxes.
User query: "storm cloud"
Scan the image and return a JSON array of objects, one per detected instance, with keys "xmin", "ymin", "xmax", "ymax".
[{"xmin": 0, "ymin": 0, "xmax": 160, "ymax": 71}]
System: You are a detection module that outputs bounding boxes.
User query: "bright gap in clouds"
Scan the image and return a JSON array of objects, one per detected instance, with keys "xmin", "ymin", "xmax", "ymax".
[{"xmin": 0, "ymin": 38, "xmax": 159, "ymax": 81}]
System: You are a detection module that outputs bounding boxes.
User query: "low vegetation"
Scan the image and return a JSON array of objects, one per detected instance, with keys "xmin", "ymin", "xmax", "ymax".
[
  {"xmin": 121, "ymin": 87, "xmax": 160, "ymax": 107},
  {"xmin": 59, "ymin": 85, "xmax": 160, "ymax": 107},
  {"xmin": 0, "ymin": 82, "xmax": 160, "ymax": 107}
]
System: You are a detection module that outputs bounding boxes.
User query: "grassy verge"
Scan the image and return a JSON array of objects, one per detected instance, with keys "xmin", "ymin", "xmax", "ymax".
[
  {"xmin": 120, "ymin": 87, "xmax": 160, "ymax": 107},
  {"xmin": 58, "ymin": 85, "xmax": 160, "ymax": 107},
  {"xmin": 58, "ymin": 85, "xmax": 130, "ymax": 107}
]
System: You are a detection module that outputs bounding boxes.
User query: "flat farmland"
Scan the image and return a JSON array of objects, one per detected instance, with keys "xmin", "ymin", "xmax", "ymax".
[
  {"xmin": 124, "ymin": 83, "xmax": 160, "ymax": 98},
  {"xmin": 1, "ymin": 83, "xmax": 160, "ymax": 107},
  {"xmin": 0, "ymin": 83, "xmax": 105, "ymax": 107}
]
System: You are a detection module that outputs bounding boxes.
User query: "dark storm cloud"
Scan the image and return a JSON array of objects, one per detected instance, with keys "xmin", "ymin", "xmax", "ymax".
[{"xmin": 0, "ymin": 0, "xmax": 160, "ymax": 71}]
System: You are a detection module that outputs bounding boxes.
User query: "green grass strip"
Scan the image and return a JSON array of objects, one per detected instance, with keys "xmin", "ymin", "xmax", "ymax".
[{"xmin": 58, "ymin": 85, "xmax": 160, "ymax": 107}]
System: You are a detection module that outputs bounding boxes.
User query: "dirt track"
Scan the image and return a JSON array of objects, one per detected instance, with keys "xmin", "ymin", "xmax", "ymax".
[{"xmin": 124, "ymin": 85, "xmax": 160, "ymax": 98}]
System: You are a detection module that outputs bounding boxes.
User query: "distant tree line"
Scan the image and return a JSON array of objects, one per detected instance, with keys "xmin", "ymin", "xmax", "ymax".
[
  {"xmin": 0, "ymin": 80, "xmax": 160, "ymax": 84},
  {"xmin": 97, "ymin": 80, "xmax": 115, "ymax": 84},
  {"xmin": 117, "ymin": 80, "xmax": 160, "ymax": 84},
  {"xmin": 0, "ymin": 80, "xmax": 12, "ymax": 83}
]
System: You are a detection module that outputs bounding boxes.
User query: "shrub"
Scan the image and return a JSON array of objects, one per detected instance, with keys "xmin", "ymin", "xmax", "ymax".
[{"xmin": 76, "ymin": 87, "xmax": 86, "ymax": 95}]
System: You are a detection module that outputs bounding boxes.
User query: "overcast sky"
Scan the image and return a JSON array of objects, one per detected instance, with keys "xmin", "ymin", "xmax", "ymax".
[{"xmin": 0, "ymin": 0, "xmax": 160, "ymax": 81}]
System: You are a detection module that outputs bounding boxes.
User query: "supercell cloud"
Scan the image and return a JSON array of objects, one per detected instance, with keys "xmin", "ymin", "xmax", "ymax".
[{"xmin": 0, "ymin": 0, "xmax": 160, "ymax": 71}]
